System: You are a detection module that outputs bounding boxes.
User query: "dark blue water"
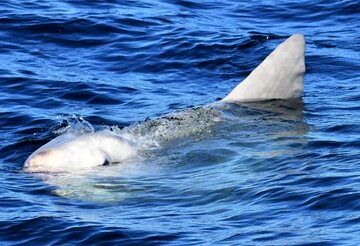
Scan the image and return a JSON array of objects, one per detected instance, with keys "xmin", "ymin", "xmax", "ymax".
[{"xmin": 1, "ymin": 0, "xmax": 359, "ymax": 245}]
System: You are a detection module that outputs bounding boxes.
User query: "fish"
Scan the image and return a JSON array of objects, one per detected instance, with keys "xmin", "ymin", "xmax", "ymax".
[{"xmin": 24, "ymin": 34, "xmax": 306, "ymax": 173}]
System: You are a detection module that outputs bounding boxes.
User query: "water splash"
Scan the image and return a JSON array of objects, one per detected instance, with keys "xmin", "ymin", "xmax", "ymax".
[{"xmin": 52, "ymin": 114, "xmax": 95, "ymax": 135}]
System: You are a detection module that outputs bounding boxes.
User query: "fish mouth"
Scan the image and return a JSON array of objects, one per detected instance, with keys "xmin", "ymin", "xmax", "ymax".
[
  {"xmin": 23, "ymin": 159, "xmax": 45, "ymax": 173},
  {"xmin": 23, "ymin": 155, "xmax": 57, "ymax": 173}
]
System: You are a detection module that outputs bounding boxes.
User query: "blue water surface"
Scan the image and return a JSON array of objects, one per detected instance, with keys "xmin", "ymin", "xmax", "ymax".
[{"xmin": 0, "ymin": 0, "xmax": 359, "ymax": 245}]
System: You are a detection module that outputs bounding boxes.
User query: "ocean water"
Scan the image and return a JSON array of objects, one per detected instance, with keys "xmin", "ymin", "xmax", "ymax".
[{"xmin": 0, "ymin": 0, "xmax": 359, "ymax": 245}]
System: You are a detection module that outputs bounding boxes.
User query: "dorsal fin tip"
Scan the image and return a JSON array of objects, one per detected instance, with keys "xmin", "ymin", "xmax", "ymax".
[{"xmin": 222, "ymin": 34, "xmax": 306, "ymax": 102}]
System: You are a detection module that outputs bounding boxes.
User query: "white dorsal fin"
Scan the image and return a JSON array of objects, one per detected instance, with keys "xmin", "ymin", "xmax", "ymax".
[{"xmin": 222, "ymin": 34, "xmax": 306, "ymax": 102}]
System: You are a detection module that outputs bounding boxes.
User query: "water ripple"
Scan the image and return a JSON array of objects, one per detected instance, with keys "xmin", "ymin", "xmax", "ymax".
[{"xmin": 0, "ymin": 0, "xmax": 359, "ymax": 245}]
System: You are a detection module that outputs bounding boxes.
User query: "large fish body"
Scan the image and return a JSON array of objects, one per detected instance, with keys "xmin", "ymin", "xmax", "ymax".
[{"xmin": 24, "ymin": 34, "xmax": 306, "ymax": 172}]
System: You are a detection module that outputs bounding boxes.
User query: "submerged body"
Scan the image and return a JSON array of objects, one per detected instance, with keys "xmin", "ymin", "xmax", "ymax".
[{"xmin": 24, "ymin": 34, "xmax": 306, "ymax": 173}]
